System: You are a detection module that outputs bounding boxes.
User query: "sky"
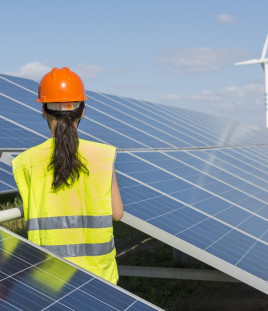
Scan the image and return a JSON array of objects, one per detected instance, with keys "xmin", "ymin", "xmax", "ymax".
[{"xmin": 1, "ymin": 0, "xmax": 268, "ymax": 127}]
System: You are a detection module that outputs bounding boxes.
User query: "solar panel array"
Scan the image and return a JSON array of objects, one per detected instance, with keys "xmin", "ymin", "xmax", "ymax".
[
  {"xmin": 0, "ymin": 74, "xmax": 268, "ymax": 297},
  {"xmin": 0, "ymin": 226, "xmax": 159, "ymax": 310}
]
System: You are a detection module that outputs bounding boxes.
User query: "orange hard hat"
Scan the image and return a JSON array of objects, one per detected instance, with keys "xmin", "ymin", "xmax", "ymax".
[{"xmin": 37, "ymin": 67, "xmax": 87, "ymax": 103}]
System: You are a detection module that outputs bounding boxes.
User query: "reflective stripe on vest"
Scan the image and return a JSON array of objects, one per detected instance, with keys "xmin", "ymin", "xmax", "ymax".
[
  {"xmin": 26, "ymin": 215, "xmax": 113, "ymax": 231},
  {"xmin": 42, "ymin": 238, "xmax": 115, "ymax": 257}
]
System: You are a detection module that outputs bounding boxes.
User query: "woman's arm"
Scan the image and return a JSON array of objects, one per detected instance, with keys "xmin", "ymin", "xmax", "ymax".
[{"xmin": 111, "ymin": 170, "xmax": 124, "ymax": 220}]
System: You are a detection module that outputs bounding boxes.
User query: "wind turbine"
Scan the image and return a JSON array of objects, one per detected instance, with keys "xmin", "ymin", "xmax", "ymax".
[{"xmin": 234, "ymin": 34, "xmax": 268, "ymax": 128}]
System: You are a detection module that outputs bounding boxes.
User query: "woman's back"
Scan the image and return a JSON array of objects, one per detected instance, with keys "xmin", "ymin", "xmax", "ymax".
[{"xmin": 12, "ymin": 67, "xmax": 123, "ymax": 284}]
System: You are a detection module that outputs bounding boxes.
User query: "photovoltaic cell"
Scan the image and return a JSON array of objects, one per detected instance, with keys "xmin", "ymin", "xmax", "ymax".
[
  {"xmin": 1, "ymin": 74, "xmax": 268, "ymax": 149},
  {"xmin": 0, "ymin": 227, "xmax": 160, "ymax": 310},
  {"xmin": 116, "ymin": 149, "xmax": 268, "ymax": 294},
  {"xmin": 0, "ymin": 153, "xmax": 19, "ymax": 193},
  {"xmin": 0, "ymin": 116, "xmax": 45, "ymax": 149},
  {"xmin": 0, "ymin": 73, "xmax": 268, "ymax": 296}
]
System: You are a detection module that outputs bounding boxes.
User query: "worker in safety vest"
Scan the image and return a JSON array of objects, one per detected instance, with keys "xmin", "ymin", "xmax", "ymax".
[{"xmin": 12, "ymin": 67, "xmax": 124, "ymax": 284}]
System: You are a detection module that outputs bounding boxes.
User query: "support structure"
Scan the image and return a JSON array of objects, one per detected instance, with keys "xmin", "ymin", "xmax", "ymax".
[
  {"xmin": 118, "ymin": 265, "xmax": 239, "ymax": 282},
  {"xmin": 0, "ymin": 207, "xmax": 24, "ymax": 223}
]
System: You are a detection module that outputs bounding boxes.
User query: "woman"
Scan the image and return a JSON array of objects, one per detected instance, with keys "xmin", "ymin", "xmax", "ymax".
[{"xmin": 12, "ymin": 67, "xmax": 123, "ymax": 284}]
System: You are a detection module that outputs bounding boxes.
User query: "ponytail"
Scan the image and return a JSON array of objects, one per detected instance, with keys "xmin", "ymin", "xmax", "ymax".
[{"xmin": 44, "ymin": 102, "xmax": 89, "ymax": 189}]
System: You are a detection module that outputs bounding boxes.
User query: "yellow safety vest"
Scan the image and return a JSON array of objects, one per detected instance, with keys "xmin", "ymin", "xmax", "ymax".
[{"xmin": 12, "ymin": 138, "xmax": 118, "ymax": 284}]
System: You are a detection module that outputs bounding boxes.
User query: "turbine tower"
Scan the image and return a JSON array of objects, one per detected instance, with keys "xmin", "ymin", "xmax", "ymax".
[{"xmin": 234, "ymin": 34, "xmax": 268, "ymax": 128}]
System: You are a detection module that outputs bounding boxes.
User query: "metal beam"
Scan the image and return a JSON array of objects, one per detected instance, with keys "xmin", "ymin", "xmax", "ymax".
[
  {"xmin": 0, "ymin": 207, "xmax": 24, "ymax": 223},
  {"xmin": 118, "ymin": 265, "xmax": 240, "ymax": 283}
]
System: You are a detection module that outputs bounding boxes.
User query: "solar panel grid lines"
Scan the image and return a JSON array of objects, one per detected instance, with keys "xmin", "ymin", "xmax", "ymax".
[
  {"xmin": 1, "ymin": 74, "xmax": 268, "ymax": 297},
  {"xmin": 235, "ymin": 235, "xmax": 267, "ymax": 270},
  {"xmin": 121, "ymin": 212, "xmax": 268, "ymax": 295},
  {"xmin": 0, "ymin": 85, "xmax": 150, "ymax": 149},
  {"xmin": 116, "ymin": 149, "xmax": 268, "ymax": 291},
  {"xmin": 0, "ymin": 167, "xmax": 13, "ymax": 177},
  {"xmin": 87, "ymin": 92, "xmax": 212, "ymax": 148},
  {"xmin": 162, "ymin": 151, "xmax": 268, "ymax": 206},
  {"xmin": 0, "ymin": 227, "xmax": 162, "ymax": 311},
  {"xmin": 107, "ymin": 95, "xmax": 223, "ymax": 147},
  {"xmin": 0, "ymin": 156, "xmax": 18, "ymax": 193},
  {"xmin": 123, "ymin": 99, "xmax": 227, "ymax": 148},
  {"xmin": 174, "ymin": 150, "xmax": 268, "ymax": 200},
  {"xmin": 237, "ymin": 146, "xmax": 268, "ymax": 162},
  {"xmin": 215, "ymin": 149, "xmax": 268, "ymax": 181},
  {"xmin": 82, "ymin": 114, "xmax": 150, "ymax": 148},
  {"xmin": 170, "ymin": 105, "xmax": 236, "ymax": 131},
  {"xmin": 116, "ymin": 161, "xmax": 266, "ymax": 246},
  {"xmin": 0, "ymin": 179, "xmax": 16, "ymax": 193},
  {"xmin": 85, "ymin": 98, "xmax": 178, "ymax": 149},
  {"xmin": 0, "ymin": 114, "xmax": 48, "ymax": 140},
  {"xmin": 153, "ymin": 104, "xmax": 232, "ymax": 135},
  {"xmin": 198, "ymin": 149, "xmax": 268, "ymax": 188},
  {"xmin": 0, "ymin": 73, "xmax": 266, "ymax": 150},
  {"xmin": 0, "ymin": 94, "xmax": 51, "ymax": 140},
  {"xmin": 0, "ymin": 90, "xmax": 106, "ymax": 147},
  {"xmin": 225, "ymin": 147, "xmax": 268, "ymax": 172},
  {"xmin": 0, "ymin": 92, "xmax": 40, "ymax": 114},
  {"xmin": 165, "ymin": 105, "xmax": 268, "ymax": 146},
  {"xmin": 77, "ymin": 127, "xmax": 108, "ymax": 145},
  {"xmin": 0, "ymin": 119, "xmax": 44, "ymax": 149},
  {"xmin": 169, "ymin": 107, "xmax": 261, "ymax": 147},
  {"xmin": 87, "ymin": 94, "xmax": 190, "ymax": 148},
  {"xmin": 121, "ymin": 151, "xmax": 267, "ymax": 221},
  {"xmin": 183, "ymin": 150, "xmax": 268, "ymax": 193},
  {"xmin": 0, "ymin": 79, "xmax": 38, "ymax": 111},
  {"xmin": 245, "ymin": 149, "xmax": 268, "ymax": 167},
  {"xmin": 225, "ymin": 148, "xmax": 268, "ymax": 172},
  {"xmin": 1, "ymin": 72, "xmax": 268, "ymax": 146},
  {"xmin": 0, "ymin": 75, "xmax": 37, "ymax": 96}
]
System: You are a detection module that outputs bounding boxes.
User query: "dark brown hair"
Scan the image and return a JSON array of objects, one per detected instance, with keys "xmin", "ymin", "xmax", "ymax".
[{"xmin": 43, "ymin": 102, "xmax": 89, "ymax": 189}]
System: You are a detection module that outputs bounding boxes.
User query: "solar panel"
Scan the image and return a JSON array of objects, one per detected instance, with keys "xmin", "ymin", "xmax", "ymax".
[
  {"xmin": 115, "ymin": 149, "xmax": 268, "ymax": 293},
  {"xmin": 0, "ymin": 226, "xmax": 160, "ymax": 310},
  {"xmin": 1, "ymin": 74, "xmax": 268, "ymax": 149},
  {"xmin": 0, "ymin": 152, "xmax": 20, "ymax": 193},
  {"xmin": 0, "ymin": 73, "xmax": 268, "ymax": 297}
]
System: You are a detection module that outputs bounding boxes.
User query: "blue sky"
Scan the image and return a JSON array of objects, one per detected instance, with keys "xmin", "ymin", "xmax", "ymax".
[{"xmin": 1, "ymin": 0, "xmax": 268, "ymax": 127}]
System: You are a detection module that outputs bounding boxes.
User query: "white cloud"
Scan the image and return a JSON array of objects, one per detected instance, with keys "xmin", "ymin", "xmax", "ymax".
[
  {"xmin": 160, "ymin": 93, "xmax": 182, "ymax": 103},
  {"xmin": 5, "ymin": 62, "xmax": 104, "ymax": 82},
  {"xmin": 216, "ymin": 84, "xmax": 263, "ymax": 101},
  {"xmin": 6, "ymin": 62, "xmax": 51, "ymax": 81},
  {"xmin": 161, "ymin": 83, "xmax": 263, "ymax": 105},
  {"xmin": 156, "ymin": 47, "xmax": 242, "ymax": 74},
  {"xmin": 159, "ymin": 83, "xmax": 264, "ymax": 125},
  {"xmin": 74, "ymin": 63, "xmax": 103, "ymax": 80},
  {"xmin": 188, "ymin": 90, "xmax": 220, "ymax": 102},
  {"xmin": 217, "ymin": 14, "xmax": 236, "ymax": 24}
]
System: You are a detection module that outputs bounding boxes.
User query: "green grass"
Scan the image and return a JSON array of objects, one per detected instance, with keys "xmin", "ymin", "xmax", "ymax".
[{"xmin": 0, "ymin": 193, "xmax": 27, "ymax": 238}]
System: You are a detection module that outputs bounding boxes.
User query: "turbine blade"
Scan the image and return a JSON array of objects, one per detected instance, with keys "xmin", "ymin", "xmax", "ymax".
[
  {"xmin": 234, "ymin": 59, "xmax": 262, "ymax": 65},
  {"xmin": 261, "ymin": 34, "xmax": 268, "ymax": 59}
]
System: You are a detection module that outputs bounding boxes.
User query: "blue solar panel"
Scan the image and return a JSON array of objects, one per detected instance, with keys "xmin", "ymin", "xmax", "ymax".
[
  {"xmin": 98, "ymin": 94, "xmax": 227, "ymax": 146},
  {"xmin": 87, "ymin": 92, "xmax": 206, "ymax": 147},
  {"xmin": 0, "ymin": 117, "xmax": 45, "ymax": 149},
  {"xmin": 0, "ymin": 227, "xmax": 160, "ymax": 310},
  {"xmin": 1, "ymin": 73, "xmax": 268, "ymax": 149},
  {"xmin": 1, "ymin": 73, "xmax": 268, "ymax": 296},
  {"xmin": 0, "ymin": 74, "xmax": 39, "ymax": 91},
  {"xmin": 0, "ymin": 154, "xmax": 18, "ymax": 193},
  {"xmin": 0, "ymin": 172, "xmax": 15, "ymax": 193},
  {"xmin": 116, "ymin": 150, "xmax": 268, "ymax": 294}
]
